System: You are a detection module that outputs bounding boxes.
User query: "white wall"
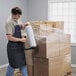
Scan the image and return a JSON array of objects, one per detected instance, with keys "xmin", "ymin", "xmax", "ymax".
[
  {"xmin": 27, "ymin": 0, "xmax": 48, "ymax": 21},
  {"xmin": 0, "ymin": 0, "xmax": 27, "ymax": 66},
  {"xmin": 48, "ymin": 0, "xmax": 76, "ymax": 2}
]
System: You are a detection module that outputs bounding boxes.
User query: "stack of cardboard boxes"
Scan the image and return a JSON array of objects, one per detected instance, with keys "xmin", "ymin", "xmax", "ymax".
[{"xmin": 25, "ymin": 21, "xmax": 71, "ymax": 76}]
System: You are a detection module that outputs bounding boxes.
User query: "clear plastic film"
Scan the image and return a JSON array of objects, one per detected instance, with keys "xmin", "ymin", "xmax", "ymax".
[
  {"xmin": 31, "ymin": 23, "xmax": 70, "ymax": 44},
  {"xmin": 31, "ymin": 24, "xmax": 65, "ymax": 43},
  {"xmin": 29, "ymin": 22, "xmax": 71, "ymax": 75},
  {"xmin": 25, "ymin": 21, "xmax": 71, "ymax": 51}
]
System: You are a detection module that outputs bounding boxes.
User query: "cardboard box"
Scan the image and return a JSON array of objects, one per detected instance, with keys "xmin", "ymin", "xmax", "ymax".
[
  {"xmin": 25, "ymin": 50, "xmax": 34, "ymax": 66},
  {"xmin": 55, "ymin": 21, "xmax": 64, "ymax": 30},
  {"xmin": 27, "ymin": 64, "xmax": 34, "ymax": 76},
  {"xmin": 62, "ymin": 54, "xmax": 71, "ymax": 75},
  {"xmin": 59, "ymin": 34, "xmax": 71, "ymax": 55},
  {"xmin": 30, "ymin": 21, "xmax": 64, "ymax": 37},
  {"xmin": 34, "ymin": 37, "xmax": 60, "ymax": 58},
  {"xmin": 34, "ymin": 57, "xmax": 49, "ymax": 76},
  {"xmin": 34, "ymin": 55, "xmax": 71, "ymax": 76},
  {"xmin": 30, "ymin": 21, "xmax": 64, "ymax": 30},
  {"xmin": 34, "ymin": 33, "xmax": 71, "ymax": 58},
  {"xmin": 45, "ymin": 21, "xmax": 64, "ymax": 30},
  {"xmin": 25, "ymin": 49, "xmax": 34, "ymax": 76},
  {"xmin": 59, "ymin": 34, "xmax": 71, "ymax": 47},
  {"xmin": 60, "ymin": 47, "xmax": 71, "ymax": 56}
]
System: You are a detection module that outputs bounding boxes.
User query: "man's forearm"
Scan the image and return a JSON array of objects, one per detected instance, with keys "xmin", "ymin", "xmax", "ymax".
[{"xmin": 7, "ymin": 35, "xmax": 21, "ymax": 42}]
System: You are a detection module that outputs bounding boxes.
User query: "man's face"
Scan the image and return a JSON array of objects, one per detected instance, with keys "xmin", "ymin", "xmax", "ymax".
[{"xmin": 12, "ymin": 14, "xmax": 21, "ymax": 21}]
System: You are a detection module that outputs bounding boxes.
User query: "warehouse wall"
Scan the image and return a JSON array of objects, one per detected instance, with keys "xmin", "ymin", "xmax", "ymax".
[
  {"xmin": 27, "ymin": 0, "xmax": 48, "ymax": 21},
  {"xmin": 27, "ymin": 0, "xmax": 76, "ymax": 21},
  {"xmin": 0, "ymin": 0, "xmax": 27, "ymax": 66},
  {"xmin": 71, "ymin": 46, "xmax": 76, "ymax": 64},
  {"xmin": 48, "ymin": 0, "xmax": 76, "ymax": 2}
]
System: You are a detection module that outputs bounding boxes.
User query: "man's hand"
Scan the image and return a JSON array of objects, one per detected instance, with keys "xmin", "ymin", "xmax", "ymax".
[
  {"xmin": 24, "ymin": 22, "xmax": 30, "ymax": 26},
  {"xmin": 20, "ymin": 37, "xmax": 26, "ymax": 43},
  {"xmin": 21, "ymin": 22, "xmax": 30, "ymax": 30}
]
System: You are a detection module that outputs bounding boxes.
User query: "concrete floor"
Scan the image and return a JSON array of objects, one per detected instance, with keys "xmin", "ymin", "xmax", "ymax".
[
  {"xmin": 0, "ymin": 67, "xmax": 6, "ymax": 76},
  {"xmin": 0, "ymin": 67, "xmax": 76, "ymax": 76},
  {"xmin": 73, "ymin": 73, "xmax": 76, "ymax": 76}
]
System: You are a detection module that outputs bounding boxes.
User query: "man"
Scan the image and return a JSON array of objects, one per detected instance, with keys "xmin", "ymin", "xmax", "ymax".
[{"xmin": 5, "ymin": 7, "xmax": 28, "ymax": 76}]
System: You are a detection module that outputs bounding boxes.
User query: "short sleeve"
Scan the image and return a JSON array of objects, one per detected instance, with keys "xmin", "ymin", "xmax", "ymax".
[{"xmin": 5, "ymin": 22, "xmax": 13, "ymax": 35}]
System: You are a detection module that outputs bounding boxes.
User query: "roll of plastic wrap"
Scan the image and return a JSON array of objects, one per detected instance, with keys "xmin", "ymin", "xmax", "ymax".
[{"xmin": 25, "ymin": 25, "xmax": 37, "ymax": 48}]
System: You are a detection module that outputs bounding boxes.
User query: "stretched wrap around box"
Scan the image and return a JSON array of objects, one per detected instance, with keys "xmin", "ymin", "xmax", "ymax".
[{"xmin": 24, "ymin": 21, "xmax": 71, "ymax": 76}]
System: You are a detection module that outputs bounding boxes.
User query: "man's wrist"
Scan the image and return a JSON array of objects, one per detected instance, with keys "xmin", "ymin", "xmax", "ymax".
[{"xmin": 18, "ymin": 38, "xmax": 22, "ymax": 42}]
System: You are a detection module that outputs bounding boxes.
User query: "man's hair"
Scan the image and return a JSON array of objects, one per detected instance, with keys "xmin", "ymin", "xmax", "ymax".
[{"xmin": 11, "ymin": 7, "xmax": 22, "ymax": 15}]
